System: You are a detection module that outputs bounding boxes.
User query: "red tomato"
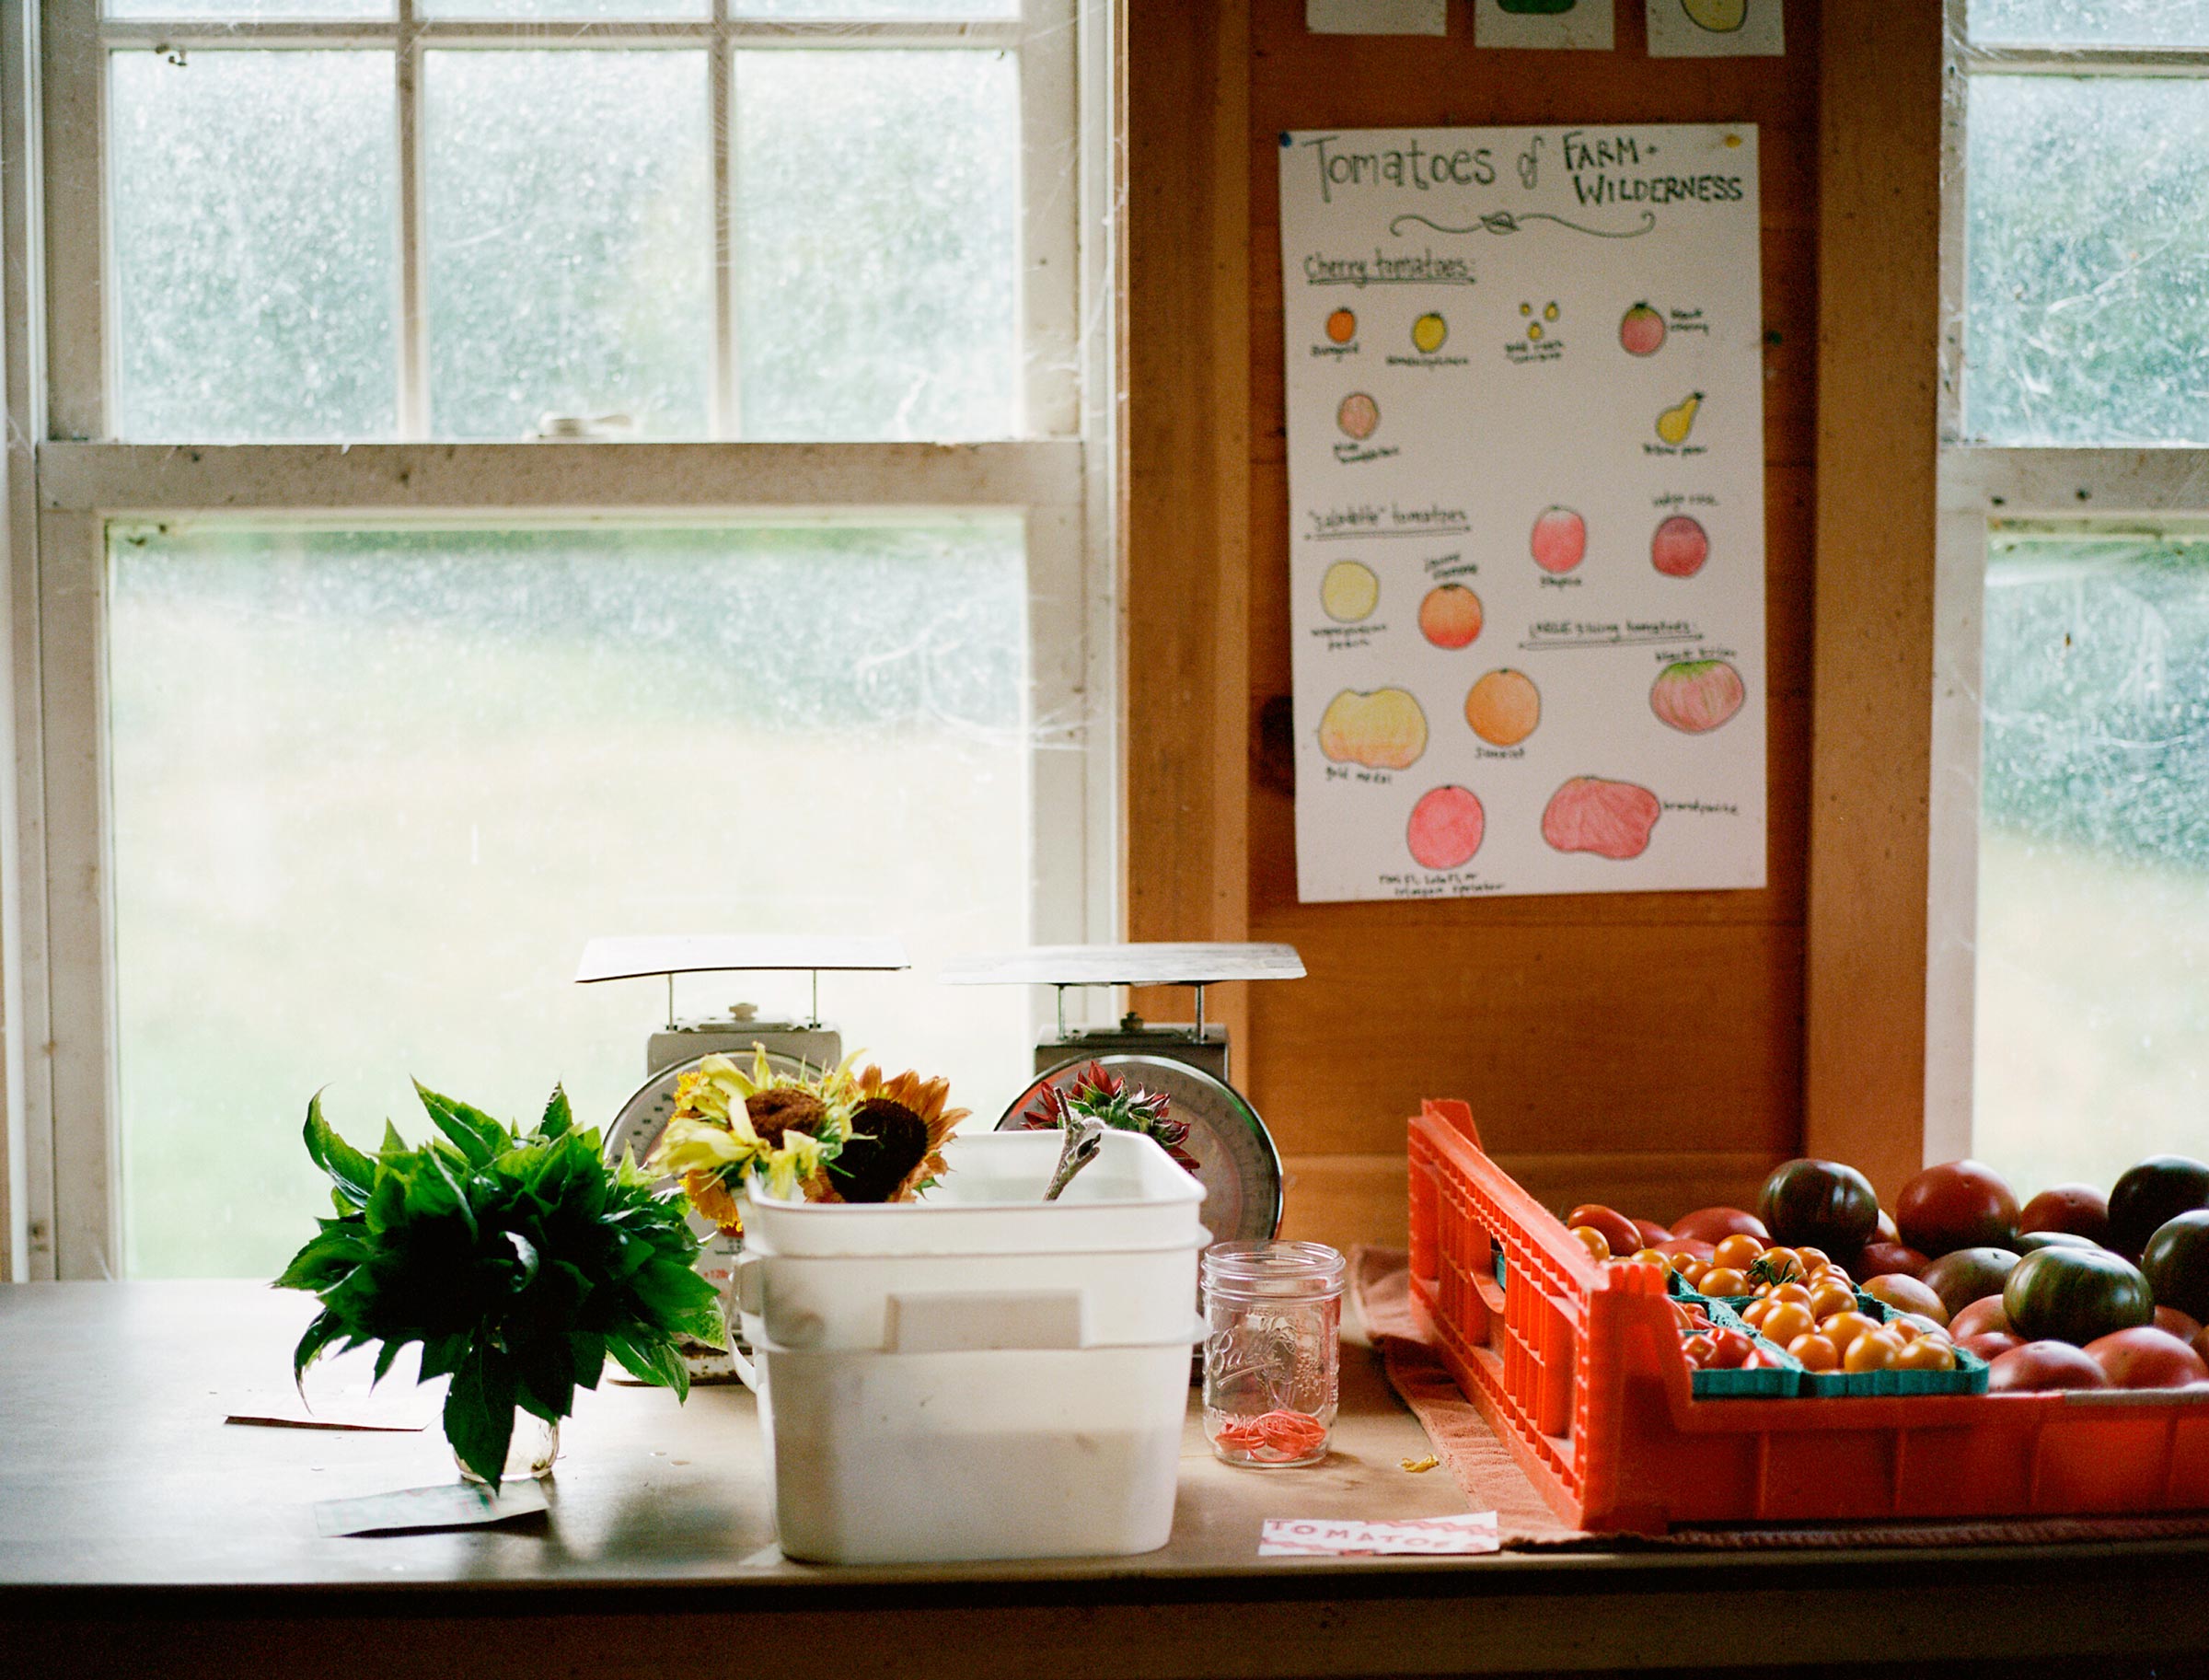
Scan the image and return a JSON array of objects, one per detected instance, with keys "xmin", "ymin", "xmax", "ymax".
[
  {"xmin": 1960, "ymin": 1331, "xmax": 2024, "ymax": 1361},
  {"xmin": 1864, "ymin": 1273, "xmax": 1949, "ymax": 1325},
  {"xmin": 1633, "ymin": 1218, "xmax": 1675, "ymax": 1248},
  {"xmin": 2019, "ymin": 1183, "xmax": 2111, "ymax": 1246},
  {"xmin": 1898, "ymin": 1160, "xmax": 2021, "ymax": 1257},
  {"xmin": 1654, "ymin": 1237, "xmax": 1717, "ymax": 1263},
  {"xmin": 1671, "ymin": 1207, "xmax": 1771, "ymax": 1246},
  {"xmin": 1856, "ymin": 1241, "xmax": 1930, "ymax": 1280},
  {"xmin": 1682, "ymin": 1333, "xmax": 1717, "ymax": 1369},
  {"xmin": 2083, "ymin": 1326, "xmax": 2209, "ymax": 1390},
  {"xmin": 1567, "ymin": 1204, "xmax": 1644, "ymax": 1259},
  {"xmin": 2157, "ymin": 1305, "xmax": 2205, "ymax": 1345},
  {"xmin": 1949, "ymin": 1295, "xmax": 2013, "ymax": 1342},
  {"xmin": 1988, "ymin": 1340, "xmax": 2110, "ymax": 1393},
  {"xmin": 1704, "ymin": 1327, "xmax": 1753, "ymax": 1370}
]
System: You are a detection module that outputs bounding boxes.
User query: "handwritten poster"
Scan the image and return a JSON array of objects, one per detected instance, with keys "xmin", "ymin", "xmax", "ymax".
[
  {"xmin": 1278, "ymin": 124, "xmax": 1766, "ymax": 903},
  {"xmin": 1646, "ymin": 0, "xmax": 1784, "ymax": 57},
  {"xmin": 1471, "ymin": 0, "xmax": 1614, "ymax": 52}
]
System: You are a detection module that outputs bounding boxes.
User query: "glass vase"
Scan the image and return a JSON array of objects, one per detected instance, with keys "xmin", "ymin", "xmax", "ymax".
[{"xmin": 457, "ymin": 1409, "xmax": 561, "ymax": 1484}]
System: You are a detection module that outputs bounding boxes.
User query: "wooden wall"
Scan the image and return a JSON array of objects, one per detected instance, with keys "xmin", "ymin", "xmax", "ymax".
[{"xmin": 1128, "ymin": 0, "xmax": 1834, "ymax": 1249}]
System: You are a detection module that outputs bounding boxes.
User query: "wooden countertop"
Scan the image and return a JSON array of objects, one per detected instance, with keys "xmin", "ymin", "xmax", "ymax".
[{"xmin": 6, "ymin": 1282, "xmax": 2209, "ymax": 1677}]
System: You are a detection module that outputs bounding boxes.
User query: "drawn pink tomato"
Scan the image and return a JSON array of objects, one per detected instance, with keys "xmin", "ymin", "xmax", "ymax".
[
  {"xmin": 1650, "ymin": 660, "xmax": 1745, "ymax": 734},
  {"xmin": 1542, "ymin": 777, "xmax": 1660, "ymax": 861},
  {"xmin": 1620, "ymin": 302, "xmax": 1666, "ymax": 357},
  {"xmin": 1530, "ymin": 505, "xmax": 1586, "ymax": 574},
  {"xmin": 1651, "ymin": 515, "xmax": 1709, "ymax": 578},
  {"xmin": 1407, "ymin": 785, "xmax": 1485, "ymax": 871}
]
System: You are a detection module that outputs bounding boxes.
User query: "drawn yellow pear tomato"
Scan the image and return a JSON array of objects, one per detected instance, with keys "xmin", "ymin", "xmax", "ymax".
[
  {"xmin": 1411, "ymin": 313, "xmax": 1448, "ymax": 353},
  {"xmin": 1320, "ymin": 560, "xmax": 1380, "ymax": 622},
  {"xmin": 1656, "ymin": 392, "xmax": 1702, "ymax": 446}
]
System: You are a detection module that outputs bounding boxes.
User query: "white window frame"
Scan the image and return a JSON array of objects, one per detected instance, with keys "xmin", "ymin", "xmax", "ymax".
[
  {"xmin": 0, "ymin": 0, "xmax": 1120, "ymax": 1279},
  {"xmin": 1929, "ymin": 0, "xmax": 2209, "ymax": 1164}
]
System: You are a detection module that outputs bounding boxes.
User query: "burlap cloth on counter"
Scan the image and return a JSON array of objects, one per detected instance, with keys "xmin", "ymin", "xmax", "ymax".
[{"xmin": 1347, "ymin": 1245, "xmax": 2209, "ymax": 1550}]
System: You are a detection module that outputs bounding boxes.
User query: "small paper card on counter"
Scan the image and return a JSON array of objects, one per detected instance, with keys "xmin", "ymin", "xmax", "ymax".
[
  {"xmin": 1260, "ymin": 1512, "xmax": 1500, "ymax": 1556},
  {"xmin": 314, "ymin": 1480, "xmax": 549, "ymax": 1538}
]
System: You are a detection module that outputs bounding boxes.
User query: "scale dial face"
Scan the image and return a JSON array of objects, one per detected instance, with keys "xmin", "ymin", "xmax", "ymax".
[
  {"xmin": 606, "ymin": 1050, "xmax": 811, "ymax": 1243},
  {"xmin": 998, "ymin": 1052, "xmax": 1283, "ymax": 1243}
]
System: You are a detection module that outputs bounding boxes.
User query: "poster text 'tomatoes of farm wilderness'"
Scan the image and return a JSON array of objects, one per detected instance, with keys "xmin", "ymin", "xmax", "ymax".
[{"xmin": 1280, "ymin": 123, "xmax": 1768, "ymax": 903}]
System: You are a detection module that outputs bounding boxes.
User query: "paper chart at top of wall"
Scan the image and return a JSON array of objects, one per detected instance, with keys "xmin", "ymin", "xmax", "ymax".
[{"xmin": 1278, "ymin": 124, "xmax": 1766, "ymax": 905}]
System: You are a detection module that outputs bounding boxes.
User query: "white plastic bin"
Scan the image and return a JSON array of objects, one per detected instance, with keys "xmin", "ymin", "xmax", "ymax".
[{"xmin": 730, "ymin": 1130, "xmax": 1207, "ymax": 1563}]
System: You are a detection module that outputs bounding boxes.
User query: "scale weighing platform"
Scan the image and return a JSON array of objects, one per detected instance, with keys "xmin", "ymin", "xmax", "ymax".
[{"xmin": 940, "ymin": 941, "xmax": 1306, "ymax": 1245}]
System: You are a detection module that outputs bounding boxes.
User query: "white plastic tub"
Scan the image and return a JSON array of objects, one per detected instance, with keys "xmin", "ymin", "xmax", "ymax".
[
  {"xmin": 755, "ymin": 1338, "xmax": 1196, "ymax": 1564},
  {"xmin": 737, "ymin": 1129, "xmax": 1206, "ymax": 1257},
  {"xmin": 729, "ymin": 1130, "xmax": 1207, "ymax": 1563}
]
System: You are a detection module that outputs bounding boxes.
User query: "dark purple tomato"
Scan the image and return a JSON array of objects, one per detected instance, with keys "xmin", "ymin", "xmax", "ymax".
[
  {"xmin": 1759, "ymin": 1159, "xmax": 1880, "ymax": 1254},
  {"xmin": 1920, "ymin": 1246, "xmax": 2022, "ymax": 1318},
  {"xmin": 2109, "ymin": 1156, "xmax": 2209, "ymax": 1260},
  {"xmin": 2016, "ymin": 1229, "xmax": 2099, "ymax": 1256},
  {"xmin": 2003, "ymin": 1246, "xmax": 2153, "ymax": 1346},
  {"xmin": 2141, "ymin": 1208, "xmax": 2209, "ymax": 1322}
]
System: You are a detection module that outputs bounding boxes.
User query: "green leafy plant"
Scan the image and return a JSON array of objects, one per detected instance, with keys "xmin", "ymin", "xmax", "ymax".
[{"xmin": 275, "ymin": 1081, "xmax": 722, "ymax": 1486}]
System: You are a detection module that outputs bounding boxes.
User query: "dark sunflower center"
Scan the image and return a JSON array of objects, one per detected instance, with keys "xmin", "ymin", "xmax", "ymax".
[
  {"xmin": 745, "ymin": 1086, "xmax": 826, "ymax": 1148},
  {"xmin": 832, "ymin": 1098, "xmax": 930, "ymax": 1204}
]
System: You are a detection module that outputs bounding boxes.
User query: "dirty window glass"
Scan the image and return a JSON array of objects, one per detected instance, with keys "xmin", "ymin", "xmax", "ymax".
[
  {"xmin": 423, "ymin": 51, "xmax": 712, "ymax": 439},
  {"xmin": 1976, "ymin": 534, "xmax": 2209, "ymax": 1192},
  {"xmin": 110, "ymin": 522, "xmax": 1033, "ymax": 1279},
  {"xmin": 109, "ymin": 51, "xmax": 399, "ymax": 440},
  {"xmin": 1964, "ymin": 75, "xmax": 2209, "ymax": 446},
  {"xmin": 1969, "ymin": 0, "xmax": 2209, "ymax": 47},
  {"xmin": 733, "ymin": 49, "xmax": 1020, "ymax": 440}
]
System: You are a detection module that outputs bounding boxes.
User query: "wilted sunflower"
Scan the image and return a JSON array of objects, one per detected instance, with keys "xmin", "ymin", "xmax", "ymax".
[
  {"xmin": 824, "ymin": 1065, "xmax": 968, "ymax": 1204},
  {"xmin": 648, "ymin": 1046, "xmax": 860, "ymax": 1231}
]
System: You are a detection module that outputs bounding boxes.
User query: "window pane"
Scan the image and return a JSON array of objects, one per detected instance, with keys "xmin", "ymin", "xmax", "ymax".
[
  {"xmin": 1970, "ymin": 0, "xmax": 2209, "ymax": 47},
  {"xmin": 424, "ymin": 52, "xmax": 711, "ymax": 439},
  {"xmin": 110, "ymin": 52, "xmax": 398, "ymax": 440},
  {"xmin": 734, "ymin": 50, "xmax": 1019, "ymax": 440},
  {"xmin": 111, "ymin": 522, "xmax": 1033, "ymax": 1279},
  {"xmin": 418, "ymin": 0, "xmax": 705, "ymax": 17},
  {"xmin": 105, "ymin": 1, "xmax": 390, "ymax": 18},
  {"xmin": 736, "ymin": 0, "xmax": 1014, "ymax": 15},
  {"xmin": 1965, "ymin": 75, "xmax": 2209, "ymax": 446},
  {"xmin": 1976, "ymin": 535, "xmax": 2209, "ymax": 1194}
]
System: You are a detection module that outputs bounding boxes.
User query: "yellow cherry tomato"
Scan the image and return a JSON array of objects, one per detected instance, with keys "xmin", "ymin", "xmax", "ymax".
[
  {"xmin": 1631, "ymin": 1246, "xmax": 1673, "ymax": 1269},
  {"xmin": 1893, "ymin": 1336, "xmax": 1957, "ymax": 1372},
  {"xmin": 1712, "ymin": 1234, "xmax": 1767, "ymax": 1272},
  {"xmin": 1569, "ymin": 1225, "xmax": 1611, "ymax": 1262},
  {"xmin": 1760, "ymin": 1302, "xmax": 1815, "ymax": 1346},
  {"xmin": 1741, "ymin": 1298, "xmax": 1774, "ymax": 1330},
  {"xmin": 1787, "ymin": 1332, "xmax": 1841, "ymax": 1372},
  {"xmin": 1820, "ymin": 1311, "xmax": 1883, "ymax": 1361},
  {"xmin": 1809, "ymin": 1281, "xmax": 1857, "ymax": 1320},
  {"xmin": 1844, "ymin": 1328, "xmax": 1906, "ymax": 1373},
  {"xmin": 1699, "ymin": 1267, "xmax": 1749, "ymax": 1297},
  {"xmin": 1767, "ymin": 1281, "xmax": 1813, "ymax": 1306},
  {"xmin": 1793, "ymin": 1246, "xmax": 1832, "ymax": 1273},
  {"xmin": 1677, "ymin": 1257, "xmax": 1711, "ymax": 1288}
]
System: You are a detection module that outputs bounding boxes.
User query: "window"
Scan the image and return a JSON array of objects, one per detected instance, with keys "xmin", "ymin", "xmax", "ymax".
[
  {"xmin": 6, "ymin": 1, "xmax": 1113, "ymax": 1279},
  {"xmin": 1934, "ymin": 0, "xmax": 2209, "ymax": 1188}
]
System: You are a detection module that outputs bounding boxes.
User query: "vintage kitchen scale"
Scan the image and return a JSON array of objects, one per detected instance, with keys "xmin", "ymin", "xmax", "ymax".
[
  {"xmin": 574, "ymin": 933, "xmax": 911, "ymax": 1172},
  {"xmin": 938, "ymin": 941, "xmax": 1306, "ymax": 1244},
  {"xmin": 575, "ymin": 933, "xmax": 911, "ymax": 1378}
]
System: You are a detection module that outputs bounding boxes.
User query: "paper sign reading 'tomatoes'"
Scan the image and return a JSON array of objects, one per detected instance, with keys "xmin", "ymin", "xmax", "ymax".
[{"xmin": 1279, "ymin": 124, "xmax": 1769, "ymax": 902}]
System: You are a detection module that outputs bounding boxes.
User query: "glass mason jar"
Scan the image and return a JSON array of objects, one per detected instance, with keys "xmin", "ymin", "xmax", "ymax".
[
  {"xmin": 1201, "ymin": 1240, "xmax": 1345, "ymax": 1467},
  {"xmin": 457, "ymin": 1409, "xmax": 561, "ymax": 1485}
]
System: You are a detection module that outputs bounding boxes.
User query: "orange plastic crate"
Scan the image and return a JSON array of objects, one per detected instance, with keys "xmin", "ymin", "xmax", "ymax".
[{"xmin": 1407, "ymin": 1097, "xmax": 2209, "ymax": 1533}]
